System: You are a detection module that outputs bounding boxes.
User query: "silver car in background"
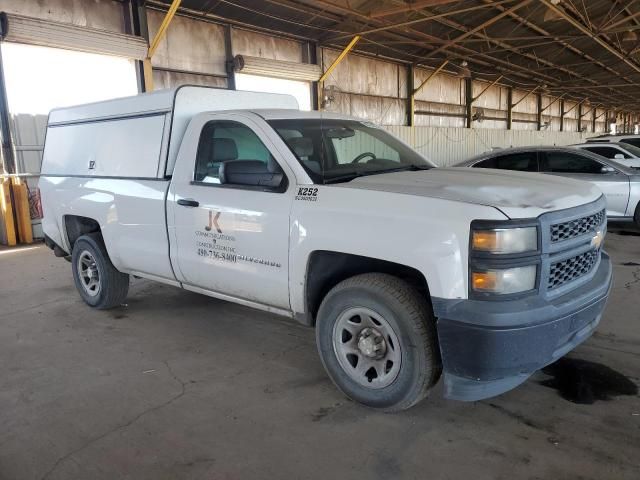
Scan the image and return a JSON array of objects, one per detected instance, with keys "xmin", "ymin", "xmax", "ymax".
[{"xmin": 454, "ymin": 146, "xmax": 640, "ymax": 227}]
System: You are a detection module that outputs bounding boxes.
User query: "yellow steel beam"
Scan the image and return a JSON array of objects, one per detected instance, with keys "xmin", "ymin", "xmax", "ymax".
[
  {"xmin": 148, "ymin": 0, "xmax": 182, "ymax": 58},
  {"xmin": 319, "ymin": 35, "xmax": 361, "ymax": 83},
  {"xmin": 144, "ymin": 0, "xmax": 182, "ymax": 91}
]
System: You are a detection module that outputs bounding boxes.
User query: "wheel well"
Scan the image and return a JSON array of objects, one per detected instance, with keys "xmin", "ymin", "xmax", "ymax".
[
  {"xmin": 304, "ymin": 251, "xmax": 430, "ymax": 326},
  {"xmin": 64, "ymin": 215, "xmax": 101, "ymax": 251}
]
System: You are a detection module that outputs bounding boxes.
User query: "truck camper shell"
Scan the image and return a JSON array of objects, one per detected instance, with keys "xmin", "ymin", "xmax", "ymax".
[{"xmin": 43, "ymin": 86, "xmax": 299, "ymax": 179}]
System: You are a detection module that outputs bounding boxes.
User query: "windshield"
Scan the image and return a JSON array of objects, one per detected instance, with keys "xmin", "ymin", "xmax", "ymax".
[
  {"xmin": 267, "ymin": 119, "xmax": 434, "ymax": 184},
  {"xmin": 619, "ymin": 138, "xmax": 640, "ymax": 149},
  {"xmin": 619, "ymin": 141, "xmax": 640, "ymax": 157}
]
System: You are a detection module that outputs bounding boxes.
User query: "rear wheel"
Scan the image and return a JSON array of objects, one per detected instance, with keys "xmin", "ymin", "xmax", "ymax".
[
  {"xmin": 71, "ymin": 234, "xmax": 129, "ymax": 309},
  {"xmin": 315, "ymin": 273, "xmax": 441, "ymax": 411},
  {"xmin": 635, "ymin": 202, "xmax": 640, "ymax": 229}
]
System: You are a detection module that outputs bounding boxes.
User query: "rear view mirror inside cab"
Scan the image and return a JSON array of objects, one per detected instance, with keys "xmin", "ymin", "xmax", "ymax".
[{"xmin": 326, "ymin": 127, "xmax": 355, "ymax": 139}]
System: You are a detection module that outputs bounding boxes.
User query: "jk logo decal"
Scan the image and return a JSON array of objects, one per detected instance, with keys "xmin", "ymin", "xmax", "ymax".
[{"xmin": 205, "ymin": 210, "xmax": 222, "ymax": 233}]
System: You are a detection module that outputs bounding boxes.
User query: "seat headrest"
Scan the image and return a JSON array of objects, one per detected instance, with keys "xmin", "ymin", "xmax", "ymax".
[
  {"xmin": 212, "ymin": 138, "xmax": 238, "ymax": 162},
  {"xmin": 287, "ymin": 137, "xmax": 314, "ymax": 158}
]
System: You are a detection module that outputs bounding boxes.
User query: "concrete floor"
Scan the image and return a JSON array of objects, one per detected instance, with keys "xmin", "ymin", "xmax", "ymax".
[{"xmin": 0, "ymin": 232, "xmax": 638, "ymax": 480}]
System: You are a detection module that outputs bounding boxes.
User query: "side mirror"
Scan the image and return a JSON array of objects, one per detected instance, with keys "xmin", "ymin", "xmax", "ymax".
[
  {"xmin": 614, "ymin": 153, "xmax": 625, "ymax": 160},
  {"xmin": 601, "ymin": 165, "xmax": 616, "ymax": 174},
  {"xmin": 219, "ymin": 160, "xmax": 285, "ymax": 189}
]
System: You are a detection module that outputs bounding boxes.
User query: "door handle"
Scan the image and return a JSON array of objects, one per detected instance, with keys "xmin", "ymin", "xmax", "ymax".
[{"xmin": 177, "ymin": 198, "xmax": 200, "ymax": 207}]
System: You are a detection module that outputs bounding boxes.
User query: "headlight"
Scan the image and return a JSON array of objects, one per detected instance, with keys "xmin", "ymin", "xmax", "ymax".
[
  {"xmin": 471, "ymin": 266, "xmax": 537, "ymax": 295},
  {"xmin": 472, "ymin": 227, "xmax": 537, "ymax": 254}
]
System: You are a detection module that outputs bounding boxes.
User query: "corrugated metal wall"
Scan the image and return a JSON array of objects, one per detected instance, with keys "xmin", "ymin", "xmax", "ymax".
[
  {"xmin": 386, "ymin": 126, "xmax": 588, "ymax": 166},
  {"xmin": 9, "ymin": 114, "xmax": 48, "ymax": 237}
]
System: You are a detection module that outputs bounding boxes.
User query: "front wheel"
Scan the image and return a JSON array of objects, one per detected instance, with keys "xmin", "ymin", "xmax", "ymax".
[
  {"xmin": 71, "ymin": 234, "xmax": 129, "ymax": 309},
  {"xmin": 315, "ymin": 273, "xmax": 441, "ymax": 411}
]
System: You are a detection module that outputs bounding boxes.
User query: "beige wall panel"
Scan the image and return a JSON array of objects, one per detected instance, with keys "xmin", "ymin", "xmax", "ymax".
[
  {"xmin": 472, "ymin": 81, "xmax": 507, "ymax": 110},
  {"xmin": 541, "ymin": 95, "xmax": 561, "ymax": 117},
  {"xmin": 414, "ymin": 68, "xmax": 464, "ymax": 105},
  {"xmin": 0, "ymin": 0, "xmax": 125, "ymax": 32},
  {"xmin": 233, "ymin": 29, "xmax": 302, "ymax": 62},
  {"xmin": 512, "ymin": 89, "xmax": 537, "ymax": 114},
  {"xmin": 321, "ymin": 49, "xmax": 401, "ymax": 98},
  {"xmin": 148, "ymin": 11, "xmax": 226, "ymax": 75},
  {"xmin": 152, "ymin": 70, "xmax": 227, "ymax": 90},
  {"xmin": 323, "ymin": 92, "xmax": 405, "ymax": 125}
]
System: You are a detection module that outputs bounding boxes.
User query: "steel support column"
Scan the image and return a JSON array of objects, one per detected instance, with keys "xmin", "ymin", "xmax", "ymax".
[
  {"xmin": 125, "ymin": 0, "xmax": 150, "ymax": 93},
  {"xmin": 0, "ymin": 45, "xmax": 14, "ymax": 175},
  {"xmin": 407, "ymin": 64, "xmax": 415, "ymax": 126},
  {"xmin": 536, "ymin": 93, "xmax": 542, "ymax": 131},
  {"xmin": 578, "ymin": 102, "xmax": 583, "ymax": 133},
  {"xmin": 507, "ymin": 87, "xmax": 513, "ymax": 130},
  {"xmin": 465, "ymin": 77, "xmax": 473, "ymax": 129},
  {"xmin": 305, "ymin": 41, "xmax": 319, "ymax": 110},
  {"xmin": 224, "ymin": 25, "xmax": 235, "ymax": 90},
  {"xmin": 560, "ymin": 99, "xmax": 565, "ymax": 132}
]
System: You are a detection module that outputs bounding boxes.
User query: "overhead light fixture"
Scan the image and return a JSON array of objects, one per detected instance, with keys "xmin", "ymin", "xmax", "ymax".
[
  {"xmin": 459, "ymin": 60, "xmax": 471, "ymax": 78},
  {"xmin": 622, "ymin": 30, "xmax": 638, "ymax": 43},
  {"xmin": 232, "ymin": 55, "xmax": 321, "ymax": 81}
]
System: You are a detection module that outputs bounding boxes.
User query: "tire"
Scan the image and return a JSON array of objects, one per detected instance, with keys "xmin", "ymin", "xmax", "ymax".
[
  {"xmin": 635, "ymin": 202, "xmax": 640, "ymax": 229},
  {"xmin": 315, "ymin": 273, "xmax": 441, "ymax": 412},
  {"xmin": 71, "ymin": 233, "xmax": 129, "ymax": 309}
]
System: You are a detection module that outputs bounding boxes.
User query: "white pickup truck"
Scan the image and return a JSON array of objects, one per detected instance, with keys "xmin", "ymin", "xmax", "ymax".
[{"xmin": 40, "ymin": 86, "xmax": 612, "ymax": 411}]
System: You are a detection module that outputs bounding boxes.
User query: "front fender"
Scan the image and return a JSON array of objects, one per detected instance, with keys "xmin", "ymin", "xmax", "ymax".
[{"xmin": 288, "ymin": 186, "xmax": 506, "ymax": 316}]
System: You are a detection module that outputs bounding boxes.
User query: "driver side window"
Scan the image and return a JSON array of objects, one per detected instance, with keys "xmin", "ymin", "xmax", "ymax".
[
  {"xmin": 331, "ymin": 129, "xmax": 400, "ymax": 164},
  {"xmin": 194, "ymin": 120, "xmax": 286, "ymax": 190},
  {"xmin": 541, "ymin": 152, "xmax": 604, "ymax": 174}
]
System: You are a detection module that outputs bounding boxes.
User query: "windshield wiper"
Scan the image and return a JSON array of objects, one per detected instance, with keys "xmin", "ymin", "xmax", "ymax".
[{"xmin": 322, "ymin": 164, "xmax": 431, "ymax": 184}]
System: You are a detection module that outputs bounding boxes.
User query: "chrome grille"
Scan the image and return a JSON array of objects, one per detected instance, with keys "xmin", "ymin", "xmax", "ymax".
[
  {"xmin": 550, "ymin": 209, "xmax": 605, "ymax": 243},
  {"xmin": 548, "ymin": 250, "xmax": 599, "ymax": 290}
]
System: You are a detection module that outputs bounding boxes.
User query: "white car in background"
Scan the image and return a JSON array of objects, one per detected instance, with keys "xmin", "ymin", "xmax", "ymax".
[
  {"xmin": 574, "ymin": 141, "xmax": 640, "ymax": 169},
  {"xmin": 586, "ymin": 134, "xmax": 640, "ymax": 148}
]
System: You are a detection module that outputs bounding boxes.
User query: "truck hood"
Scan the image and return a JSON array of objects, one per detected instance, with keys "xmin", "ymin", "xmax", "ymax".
[{"xmin": 341, "ymin": 168, "xmax": 603, "ymax": 218}]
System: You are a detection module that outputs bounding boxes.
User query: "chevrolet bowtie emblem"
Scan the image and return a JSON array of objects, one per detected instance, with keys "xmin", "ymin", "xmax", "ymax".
[{"xmin": 591, "ymin": 230, "xmax": 604, "ymax": 249}]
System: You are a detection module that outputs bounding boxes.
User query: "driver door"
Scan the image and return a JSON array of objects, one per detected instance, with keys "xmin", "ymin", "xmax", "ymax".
[{"xmin": 167, "ymin": 113, "xmax": 293, "ymax": 310}]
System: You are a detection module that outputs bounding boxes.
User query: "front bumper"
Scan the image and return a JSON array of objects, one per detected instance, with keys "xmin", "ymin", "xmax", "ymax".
[{"xmin": 433, "ymin": 251, "xmax": 612, "ymax": 401}]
